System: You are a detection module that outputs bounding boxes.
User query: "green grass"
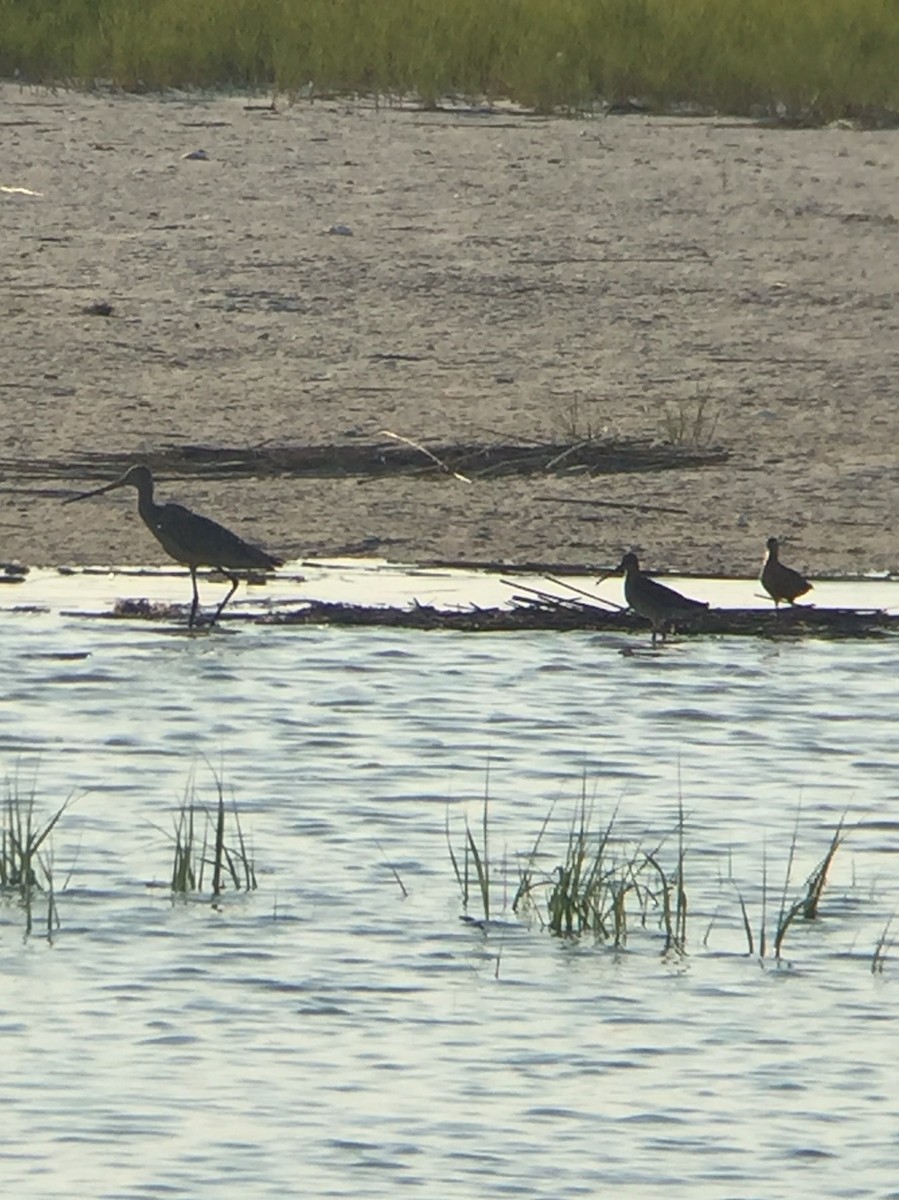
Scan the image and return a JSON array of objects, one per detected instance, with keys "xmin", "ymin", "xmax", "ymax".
[
  {"xmin": 447, "ymin": 782, "xmax": 494, "ymax": 923},
  {"xmin": 452, "ymin": 781, "xmax": 856, "ymax": 964},
  {"xmin": 0, "ymin": 776, "xmax": 71, "ymax": 937},
  {"xmin": 718, "ymin": 813, "xmax": 848, "ymax": 961},
  {"xmin": 161, "ymin": 766, "xmax": 257, "ymax": 899},
  {"xmin": 1, "ymin": 0, "xmax": 898, "ymax": 119},
  {"xmin": 514, "ymin": 790, "xmax": 688, "ymax": 952}
]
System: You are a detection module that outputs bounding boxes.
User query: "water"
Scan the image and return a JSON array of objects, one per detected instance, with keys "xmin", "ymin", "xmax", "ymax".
[{"xmin": 2, "ymin": 569, "xmax": 899, "ymax": 1198}]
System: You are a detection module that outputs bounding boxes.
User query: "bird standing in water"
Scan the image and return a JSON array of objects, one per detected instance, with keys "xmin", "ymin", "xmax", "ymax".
[
  {"xmin": 599, "ymin": 552, "xmax": 708, "ymax": 645},
  {"xmin": 760, "ymin": 537, "xmax": 812, "ymax": 609},
  {"xmin": 64, "ymin": 464, "xmax": 282, "ymax": 627}
]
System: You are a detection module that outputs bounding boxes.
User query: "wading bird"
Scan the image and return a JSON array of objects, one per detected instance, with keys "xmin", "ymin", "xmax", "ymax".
[
  {"xmin": 64, "ymin": 464, "xmax": 282, "ymax": 627},
  {"xmin": 760, "ymin": 536, "xmax": 812, "ymax": 609},
  {"xmin": 599, "ymin": 552, "xmax": 708, "ymax": 645}
]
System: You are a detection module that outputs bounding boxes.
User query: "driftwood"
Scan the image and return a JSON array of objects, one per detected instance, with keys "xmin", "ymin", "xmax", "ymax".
[
  {"xmin": 265, "ymin": 600, "xmax": 899, "ymax": 639},
  {"xmin": 106, "ymin": 594, "xmax": 899, "ymax": 639}
]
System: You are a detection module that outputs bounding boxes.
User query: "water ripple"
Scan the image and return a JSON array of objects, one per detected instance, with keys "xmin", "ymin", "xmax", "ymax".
[{"xmin": 2, "ymin": 617, "xmax": 899, "ymax": 1196}]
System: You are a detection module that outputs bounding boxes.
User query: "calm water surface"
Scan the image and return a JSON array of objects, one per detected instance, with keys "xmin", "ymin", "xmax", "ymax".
[{"xmin": 1, "ymin": 576, "xmax": 898, "ymax": 1199}]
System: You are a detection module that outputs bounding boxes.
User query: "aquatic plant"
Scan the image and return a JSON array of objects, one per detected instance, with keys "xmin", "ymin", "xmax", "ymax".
[
  {"xmin": 447, "ymin": 784, "xmax": 493, "ymax": 923},
  {"xmin": 164, "ymin": 766, "xmax": 257, "ymax": 899},
  {"xmin": 0, "ymin": 776, "xmax": 71, "ymax": 938},
  {"xmin": 514, "ymin": 789, "xmax": 688, "ymax": 953},
  {"xmin": 871, "ymin": 916, "xmax": 894, "ymax": 974},
  {"xmin": 1, "ymin": 0, "xmax": 897, "ymax": 121},
  {"xmin": 450, "ymin": 775, "xmax": 863, "ymax": 966},
  {"xmin": 731, "ymin": 814, "xmax": 848, "ymax": 961}
]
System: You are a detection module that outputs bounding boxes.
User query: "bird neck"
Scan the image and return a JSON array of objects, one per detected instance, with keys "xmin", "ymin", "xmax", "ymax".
[{"xmin": 134, "ymin": 478, "xmax": 156, "ymax": 523}]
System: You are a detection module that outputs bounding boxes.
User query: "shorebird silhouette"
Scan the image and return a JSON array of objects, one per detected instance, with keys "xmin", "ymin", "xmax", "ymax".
[
  {"xmin": 600, "ymin": 552, "xmax": 708, "ymax": 645},
  {"xmin": 760, "ymin": 537, "xmax": 812, "ymax": 609},
  {"xmin": 64, "ymin": 464, "xmax": 282, "ymax": 627}
]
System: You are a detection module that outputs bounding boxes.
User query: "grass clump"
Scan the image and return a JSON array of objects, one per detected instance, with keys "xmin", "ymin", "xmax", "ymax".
[
  {"xmin": 660, "ymin": 396, "xmax": 720, "ymax": 449},
  {"xmin": 447, "ymin": 785, "xmax": 494, "ymax": 924},
  {"xmin": 1, "ymin": 0, "xmax": 898, "ymax": 120},
  {"xmin": 450, "ymin": 778, "xmax": 860, "ymax": 968},
  {"xmin": 163, "ymin": 766, "xmax": 256, "ymax": 899},
  {"xmin": 0, "ymin": 776, "xmax": 72, "ymax": 938},
  {"xmin": 515, "ymin": 791, "xmax": 688, "ymax": 954}
]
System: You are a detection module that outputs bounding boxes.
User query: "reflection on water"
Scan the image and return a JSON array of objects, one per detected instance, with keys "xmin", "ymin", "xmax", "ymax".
[{"xmin": 2, "ymin": 573, "xmax": 899, "ymax": 1197}]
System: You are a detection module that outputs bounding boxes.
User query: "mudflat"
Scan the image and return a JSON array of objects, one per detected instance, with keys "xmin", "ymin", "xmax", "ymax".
[{"xmin": 2, "ymin": 84, "xmax": 897, "ymax": 577}]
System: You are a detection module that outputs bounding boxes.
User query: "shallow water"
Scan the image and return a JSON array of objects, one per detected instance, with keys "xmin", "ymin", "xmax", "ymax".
[{"xmin": 2, "ymin": 566, "xmax": 899, "ymax": 1198}]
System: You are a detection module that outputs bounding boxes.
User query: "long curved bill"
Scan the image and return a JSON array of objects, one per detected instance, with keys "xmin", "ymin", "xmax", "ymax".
[{"xmin": 62, "ymin": 475, "xmax": 129, "ymax": 505}]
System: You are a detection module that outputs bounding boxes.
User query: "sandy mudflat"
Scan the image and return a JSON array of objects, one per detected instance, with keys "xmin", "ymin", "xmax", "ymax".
[{"xmin": 1, "ymin": 83, "xmax": 898, "ymax": 578}]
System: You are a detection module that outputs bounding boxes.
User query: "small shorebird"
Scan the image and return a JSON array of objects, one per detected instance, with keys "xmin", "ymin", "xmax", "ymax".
[
  {"xmin": 760, "ymin": 536, "xmax": 812, "ymax": 609},
  {"xmin": 600, "ymin": 552, "xmax": 708, "ymax": 645},
  {"xmin": 63, "ymin": 464, "xmax": 282, "ymax": 627}
]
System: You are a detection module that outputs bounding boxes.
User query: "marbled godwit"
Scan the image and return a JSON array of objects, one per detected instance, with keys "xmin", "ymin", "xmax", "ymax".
[
  {"xmin": 600, "ymin": 552, "xmax": 708, "ymax": 645},
  {"xmin": 64, "ymin": 465, "xmax": 282, "ymax": 627},
  {"xmin": 760, "ymin": 537, "xmax": 812, "ymax": 609}
]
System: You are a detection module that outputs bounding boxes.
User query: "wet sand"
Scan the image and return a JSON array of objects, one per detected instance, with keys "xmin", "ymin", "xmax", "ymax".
[{"xmin": 2, "ymin": 84, "xmax": 898, "ymax": 577}]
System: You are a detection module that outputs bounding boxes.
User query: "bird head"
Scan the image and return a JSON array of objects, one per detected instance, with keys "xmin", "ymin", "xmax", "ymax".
[
  {"xmin": 62, "ymin": 464, "xmax": 153, "ymax": 505},
  {"xmin": 597, "ymin": 551, "xmax": 639, "ymax": 584}
]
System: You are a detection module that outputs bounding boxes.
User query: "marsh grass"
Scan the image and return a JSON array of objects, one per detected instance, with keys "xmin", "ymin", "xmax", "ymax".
[
  {"xmin": 447, "ymin": 786, "xmax": 493, "ymax": 923},
  {"xmin": 553, "ymin": 396, "xmax": 604, "ymax": 446},
  {"xmin": 452, "ymin": 780, "xmax": 861, "ymax": 965},
  {"xmin": 164, "ymin": 767, "xmax": 257, "ymax": 899},
  {"xmin": 0, "ymin": 778, "xmax": 71, "ymax": 937},
  {"xmin": 660, "ymin": 397, "xmax": 720, "ymax": 449},
  {"xmin": 514, "ymin": 791, "xmax": 689, "ymax": 953},
  {"xmin": 731, "ymin": 815, "xmax": 848, "ymax": 961},
  {"xmin": 2, "ymin": 1, "xmax": 898, "ymax": 120},
  {"xmin": 871, "ymin": 916, "xmax": 894, "ymax": 974}
]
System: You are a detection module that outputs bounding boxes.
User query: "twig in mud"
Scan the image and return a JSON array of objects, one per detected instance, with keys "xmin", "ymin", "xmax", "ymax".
[
  {"xmin": 379, "ymin": 430, "xmax": 473, "ymax": 483},
  {"xmin": 543, "ymin": 440, "xmax": 596, "ymax": 472},
  {"xmin": 536, "ymin": 493, "xmax": 688, "ymax": 516},
  {"xmin": 470, "ymin": 424, "xmax": 551, "ymax": 449}
]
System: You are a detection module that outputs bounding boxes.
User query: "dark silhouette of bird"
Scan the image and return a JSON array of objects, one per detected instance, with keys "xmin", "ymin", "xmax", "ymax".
[
  {"xmin": 64, "ymin": 464, "xmax": 282, "ymax": 627},
  {"xmin": 760, "ymin": 537, "xmax": 812, "ymax": 609},
  {"xmin": 600, "ymin": 552, "xmax": 708, "ymax": 645}
]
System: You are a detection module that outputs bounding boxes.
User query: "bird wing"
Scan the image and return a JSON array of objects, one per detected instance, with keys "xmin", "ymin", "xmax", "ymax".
[
  {"xmin": 782, "ymin": 565, "xmax": 812, "ymax": 594},
  {"xmin": 640, "ymin": 574, "xmax": 708, "ymax": 612},
  {"xmin": 152, "ymin": 503, "xmax": 279, "ymax": 570},
  {"xmin": 763, "ymin": 560, "xmax": 811, "ymax": 600}
]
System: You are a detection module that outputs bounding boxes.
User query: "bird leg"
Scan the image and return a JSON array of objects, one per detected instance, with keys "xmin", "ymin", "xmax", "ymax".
[
  {"xmin": 189, "ymin": 566, "xmax": 200, "ymax": 628},
  {"xmin": 210, "ymin": 575, "xmax": 240, "ymax": 626}
]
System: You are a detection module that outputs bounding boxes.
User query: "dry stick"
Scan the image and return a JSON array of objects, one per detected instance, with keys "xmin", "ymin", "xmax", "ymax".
[
  {"xmin": 544, "ymin": 575, "xmax": 627, "ymax": 612},
  {"xmin": 536, "ymin": 493, "xmax": 689, "ymax": 516},
  {"xmin": 543, "ymin": 439, "xmax": 596, "ymax": 472},
  {"xmin": 379, "ymin": 430, "xmax": 473, "ymax": 484},
  {"xmin": 511, "ymin": 256, "xmax": 709, "ymax": 265},
  {"xmin": 469, "ymin": 424, "xmax": 552, "ymax": 449},
  {"xmin": 471, "ymin": 453, "xmax": 558, "ymax": 479},
  {"xmin": 503, "ymin": 578, "xmax": 621, "ymax": 614}
]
